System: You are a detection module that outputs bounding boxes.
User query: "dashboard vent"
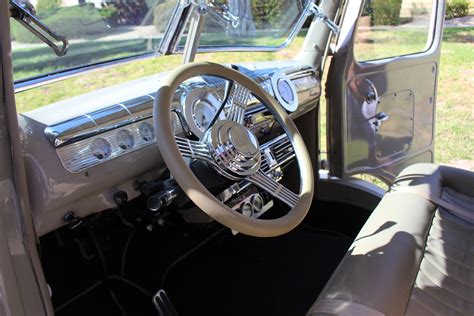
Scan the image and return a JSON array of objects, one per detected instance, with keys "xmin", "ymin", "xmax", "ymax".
[{"xmin": 260, "ymin": 134, "xmax": 295, "ymax": 172}]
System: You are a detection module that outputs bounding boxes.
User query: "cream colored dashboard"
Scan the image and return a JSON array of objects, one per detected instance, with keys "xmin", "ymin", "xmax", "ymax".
[{"xmin": 19, "ymin": 62, "xmax": 321, "ymax": 236}]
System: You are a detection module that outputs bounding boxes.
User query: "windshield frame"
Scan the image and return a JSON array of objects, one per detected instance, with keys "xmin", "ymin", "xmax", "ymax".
[{"xmin": 173, "ymin": 0, "xmax": 313, "ymax": 54}]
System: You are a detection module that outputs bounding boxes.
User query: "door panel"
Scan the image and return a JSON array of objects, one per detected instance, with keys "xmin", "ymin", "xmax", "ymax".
[{"xmin": 327, "ymin": 0, "xmax": 445, "ymax": 183}]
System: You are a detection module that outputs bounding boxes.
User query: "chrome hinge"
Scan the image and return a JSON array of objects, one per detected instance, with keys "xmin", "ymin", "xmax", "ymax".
[
  {"xmin": 308, "ymin": 2, "xmax": 340, "ymax": 35},
  {"xmin": 189, "ymin": 0, "xmax": 239, "ymax": 29}
]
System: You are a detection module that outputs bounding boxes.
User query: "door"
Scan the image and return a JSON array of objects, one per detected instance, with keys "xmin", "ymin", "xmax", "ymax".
[{"xmin": 327, "ymin": 0, "xmax": 445, "ymax": 183}]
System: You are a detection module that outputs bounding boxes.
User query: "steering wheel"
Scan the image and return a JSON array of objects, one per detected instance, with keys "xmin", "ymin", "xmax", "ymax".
[{"xmin": 153, "ymin": 62, "xmax": 314, "ymax": 237}]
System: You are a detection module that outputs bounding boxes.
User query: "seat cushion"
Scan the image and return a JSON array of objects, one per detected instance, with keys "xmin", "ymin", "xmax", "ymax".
[{"xmin": 307, "ymin": 164, "xmax": 474, "ymax": 316}]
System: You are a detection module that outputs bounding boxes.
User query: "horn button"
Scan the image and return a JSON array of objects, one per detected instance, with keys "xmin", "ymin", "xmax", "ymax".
[{"xmin": 204, "ymin": 120, "xmax": 261, "ymax": 177}]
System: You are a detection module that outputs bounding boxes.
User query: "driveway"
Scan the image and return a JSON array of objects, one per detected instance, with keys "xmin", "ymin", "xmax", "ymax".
[{"xmin": 444, "ymin": 15, "xmax": 474, "ymax": 27}]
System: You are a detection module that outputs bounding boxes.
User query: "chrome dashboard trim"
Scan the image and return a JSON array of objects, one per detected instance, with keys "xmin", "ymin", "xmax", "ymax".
[
  {"xmin": 46, "ymin": 65, "xmax": 319, "ymax": 172},
  {"xmin": 56, "ymin": 117, "xmax": 156, "ymax": 173},
  {"xmin": 56, "ymin": 113, "xmax": 183, "ymax": 173}
]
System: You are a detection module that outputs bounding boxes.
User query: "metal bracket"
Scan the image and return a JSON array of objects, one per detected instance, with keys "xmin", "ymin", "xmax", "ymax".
[
  {"xmin": 308, "ymin": 2, "xmax": 340, "ymax": 35},
  {"xmin": 190, "ymin": 0, "xmax": 239, "ymax": 29},
  {"xmin": 9, "ymin": 0, "xmax": 69, "ymax": 57}
]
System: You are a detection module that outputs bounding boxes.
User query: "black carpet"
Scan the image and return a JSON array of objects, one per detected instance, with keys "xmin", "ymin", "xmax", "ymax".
[
  {"xmin": 41, "ymin": 199, "xmax": 369, "ymax": 316},
  {"xmin": 164, "ymin": 226, "xmax": 352, "ymax": 316}
]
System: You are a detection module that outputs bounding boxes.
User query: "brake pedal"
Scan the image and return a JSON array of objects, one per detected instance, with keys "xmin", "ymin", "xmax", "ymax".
[{"xmin": 153, "ymin": 289, "xmax": 178, "ymax": 316}]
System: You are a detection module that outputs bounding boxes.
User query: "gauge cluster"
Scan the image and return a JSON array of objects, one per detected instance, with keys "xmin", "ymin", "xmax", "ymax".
[{"xmin": 57, "ymin": 113, "xmax": 183, "ymax": 173}]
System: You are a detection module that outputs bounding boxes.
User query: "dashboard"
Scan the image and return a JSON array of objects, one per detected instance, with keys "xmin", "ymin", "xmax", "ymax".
[{"xmin": 19, "ymin": 62, "xmax": 321, "ymax": 235}]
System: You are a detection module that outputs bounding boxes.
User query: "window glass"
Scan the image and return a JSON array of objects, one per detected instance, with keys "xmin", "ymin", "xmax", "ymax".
[
  {"xmin": 11, "ymin": 0, "xmax": 177, "ymax": 82},
  {"xmin": 193, "ymin": 0, "xmax": 310, "ymax": 49},
  {"xmin": 194, "ymin": 23, "xmax": 308, "ymax": 63},
  {"xmin": 15, "ymin": 26, "xmax": 308, "ymax": 114},
  {"xmin": 354, "ymin": 0, "xmax": 435, "ymax": 61}
]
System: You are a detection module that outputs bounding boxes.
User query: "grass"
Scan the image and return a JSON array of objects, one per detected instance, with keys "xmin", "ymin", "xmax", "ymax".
[
  {"xmin": 13, "ymin": 33, "xmax": 306, "ymax": 113},
  {"xmin": 13, "ymin": 27, "xmax": 474, "ymax": 179},
  {"xmin": 12, "ymin": 39, "xmax": 159, "ymax": 80}
]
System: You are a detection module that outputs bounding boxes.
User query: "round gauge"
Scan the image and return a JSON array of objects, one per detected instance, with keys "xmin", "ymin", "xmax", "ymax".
[
  {"xmin": 251, "ymin": 194, "xmax": 264, "ymax": 212},
  {"xmin": 116, "ymin": 129, "xmax": 134, "ymax": 150},
  {"xmin": 90, "ymin": 138, "xmax": 112, "ymax": 160},
  {"xmin": 182, "ymin": 88, "xmax": 225, "ymax": 138},
  {"xmin": 277, "ymin": 79, "xmax": 295, "ymax": 104},
  {"xmin": 271, "ymin": 72, "xmax": 299, "ymax": 112},
  {"xmin": 192, "ymin": 99, "xmax": 215, "ymax": 131},
  {"xmin": 241, "ymin": 202, "xmax": 254, "ymax": 217},
  {"xmin": 139, "ymin": 122, "xmax": 154, "ymax": 142}
]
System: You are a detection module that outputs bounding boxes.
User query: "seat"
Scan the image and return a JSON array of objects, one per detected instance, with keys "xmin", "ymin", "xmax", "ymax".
[{"xmin": 307, "ymin": 164, "xmax": 474, "ymax": 316}]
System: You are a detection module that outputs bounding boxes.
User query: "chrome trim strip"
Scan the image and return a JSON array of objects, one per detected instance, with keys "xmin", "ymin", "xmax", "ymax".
[
  {"xmin": 248, "ymin": 171, "xmax": 299, "ymax": 208},
  {"xmin": 118, "ymin": 103, "xmax": 132, "ymax": 115},
  {"xmin": 44, "ymin": 66, "xmax": 320, "ymax": 148}
]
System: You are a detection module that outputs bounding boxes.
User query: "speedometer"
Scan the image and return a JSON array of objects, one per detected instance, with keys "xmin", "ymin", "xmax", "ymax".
[
  {"xmin": 182, "ymin": 87, "xmax": 225, "ymax": 138},
  {"xmin": 192, "ymin": 99, "xmax": 215, "ymax": 131}
]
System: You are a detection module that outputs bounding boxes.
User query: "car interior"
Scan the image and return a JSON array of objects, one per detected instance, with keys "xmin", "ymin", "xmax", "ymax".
[{"xmin": 0, "ymin": 0, "xmax": 473, "ymax": 315}]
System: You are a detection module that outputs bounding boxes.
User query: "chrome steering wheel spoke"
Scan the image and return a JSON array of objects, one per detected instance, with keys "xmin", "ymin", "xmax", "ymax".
[
  {"xmin": 247, "ymin": 170, "xmax": 299, "ymax": 208},
  {"xmin": 225, "ymin": 82, "xmax": 251, "ymax": 124},
  {"xmin": 175, "ymin": 136, "xmax": 212, "ymax": 162}
]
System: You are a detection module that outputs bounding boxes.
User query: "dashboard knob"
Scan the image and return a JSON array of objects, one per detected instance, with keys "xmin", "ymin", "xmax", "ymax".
[
  {"xmin": 240, "ymin": 202, "xmax": 254, "ymax": 217},
  {"xmin": 251, "ymin": 194, "xmax": 264, "ymax": 212}
]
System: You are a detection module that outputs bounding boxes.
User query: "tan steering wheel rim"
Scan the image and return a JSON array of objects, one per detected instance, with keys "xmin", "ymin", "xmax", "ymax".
[{"xmin": 153, "ymin": 62, "xmax": 314, "ymax": 237}]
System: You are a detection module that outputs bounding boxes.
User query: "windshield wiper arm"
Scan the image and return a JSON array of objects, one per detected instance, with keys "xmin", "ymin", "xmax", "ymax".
[{"xmin": 9, "ymin": 0, "xmax": 69, "ymax": 57}]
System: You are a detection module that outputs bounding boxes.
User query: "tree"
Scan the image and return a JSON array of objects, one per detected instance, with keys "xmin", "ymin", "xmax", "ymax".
[{"xmin": 36, "ymin": 0, "xmax": 62, "ymax": 12}]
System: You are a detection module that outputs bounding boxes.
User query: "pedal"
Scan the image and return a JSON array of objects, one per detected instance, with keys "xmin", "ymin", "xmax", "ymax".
[{"xmin": 153, "ymin": 289, "xmax": 178, "ymax": 316}]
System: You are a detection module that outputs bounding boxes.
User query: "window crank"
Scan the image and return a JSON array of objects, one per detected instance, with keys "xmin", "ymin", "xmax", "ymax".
[{"xmin": 372, "ymin": 112, "xmax": 389, "ymax": 132}]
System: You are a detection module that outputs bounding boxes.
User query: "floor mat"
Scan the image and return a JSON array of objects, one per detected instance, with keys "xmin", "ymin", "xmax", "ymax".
[{"xmin": 164, "ymin": 227, "xmax": 352, "ymax": 316}]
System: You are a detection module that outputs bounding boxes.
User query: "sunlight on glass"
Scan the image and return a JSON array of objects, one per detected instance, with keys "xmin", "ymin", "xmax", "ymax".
[
  {"xmin": 354, "ymin": 0, "xmax": 434, "ymax": 61},
  {"xmin": 11, "ymin": 0, "xmax": 177, "ymax": 81}
]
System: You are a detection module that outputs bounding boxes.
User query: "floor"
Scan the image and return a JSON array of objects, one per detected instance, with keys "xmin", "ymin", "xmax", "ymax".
[
  {"xmin": 40, "ymin": 200, "xmax": 370, "ymax": 316},
  {"xmin": 164, "ymin": 226, "xmax": 352, "ymax": 316}
]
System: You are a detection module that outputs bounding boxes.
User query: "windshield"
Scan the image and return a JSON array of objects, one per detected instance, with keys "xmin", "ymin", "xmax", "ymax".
[
  {"xmin": 11, "ymin": 0, "xmax": 177, "ymax": 81},
  {"xmin": 11, "ymin": 0, "xmax": 311, "ymax": 84},
  {"xmin": 189, "ymin": 0, "xmax": 310, "ymax": 50}
]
